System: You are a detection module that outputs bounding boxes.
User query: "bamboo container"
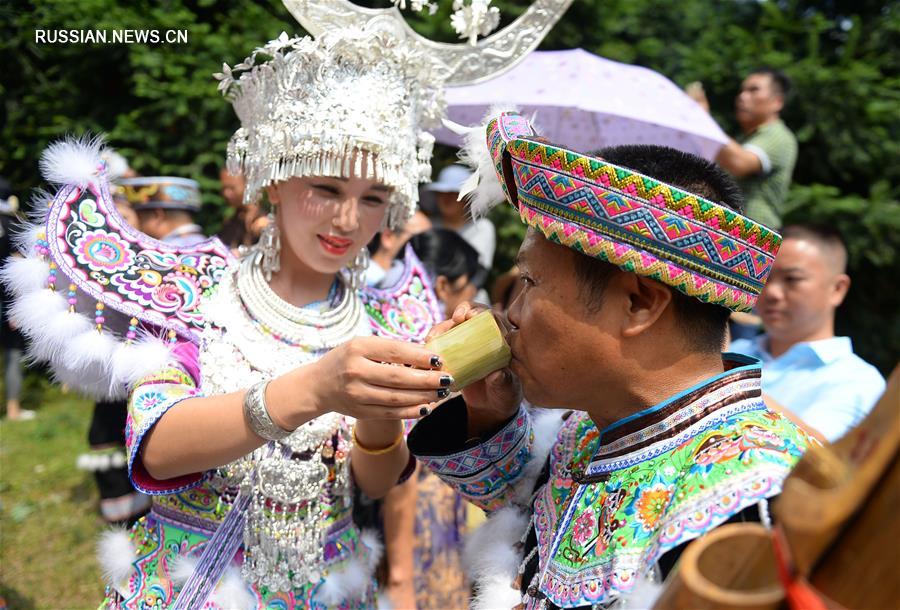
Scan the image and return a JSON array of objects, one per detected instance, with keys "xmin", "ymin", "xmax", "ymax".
[
  {"xmin": 425, "ymin": 309, "xmax": 511, "ymax": 391},
  {"xmin": 653, "ymin": 523, "xmax": 784, "ymax": 610},
  {"xmin": 654, "ymin": 365, "xmax": 900, "ymax": 610}
]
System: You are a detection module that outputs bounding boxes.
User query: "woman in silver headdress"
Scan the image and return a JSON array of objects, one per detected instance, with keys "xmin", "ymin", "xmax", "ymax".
[{"xmin": 4, "ymin": 22, "xmax": 450, "ymax": 610}]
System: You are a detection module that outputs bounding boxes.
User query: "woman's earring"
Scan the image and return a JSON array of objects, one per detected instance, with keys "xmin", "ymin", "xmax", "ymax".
[
  {"xmin": 348, "ymin": 247, "xmax": 370, "ymax": 291},
  {"xmin": 259, "ymin": 210, "xmax": 281, "ymax": 281}
]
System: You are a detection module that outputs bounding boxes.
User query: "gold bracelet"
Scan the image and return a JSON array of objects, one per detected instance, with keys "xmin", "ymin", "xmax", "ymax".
[{"xmin": 352, "ymin": 425, "xmax": 404, "ymax": 456}]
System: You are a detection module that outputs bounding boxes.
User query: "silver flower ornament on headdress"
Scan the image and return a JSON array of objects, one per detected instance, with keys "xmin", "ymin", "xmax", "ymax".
[{"xmin": 215, "ymin": 20, "xmax": 448, "ymax": 229}]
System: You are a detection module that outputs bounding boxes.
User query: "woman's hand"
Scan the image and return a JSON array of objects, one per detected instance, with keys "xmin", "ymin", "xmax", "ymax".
[
  {"xmin": 427, "ymin": 302, "xmax": 522, "ymax": 437},
  {"xmin": 284, "ymin": 336, "xmax": 450, "ymax": 426}
]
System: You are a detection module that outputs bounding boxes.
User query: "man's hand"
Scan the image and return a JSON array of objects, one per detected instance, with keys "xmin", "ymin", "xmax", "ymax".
[{"xmin": 428, "ymin": 302, "xmax": 522, "ymax": 438}]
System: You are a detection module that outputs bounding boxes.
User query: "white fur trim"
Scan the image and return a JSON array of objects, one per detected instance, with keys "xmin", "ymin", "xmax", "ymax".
[
  {"xmin": 463, "ymin": 506, "xmax": 529, "ymax": 583},
  {"xmin": 77, "ymin": 451, "xmax": 128, "ymax": 472},
  {"xmin": 39, "ymin": 134, "xmax": 105, "ymax": 187},
  {"xmin": 68, "ymin": 328, "xmax": 118, "ymax": 369},
  {"xmin": 97, "ymin": 528, "xmax": 136, "ymax": 595},
  {"xmin": 111, "ymin": 338, "xmax": 173, "ymax": 388},
  {"xmin": 316, "ymin": 557, "xmax": 372, "ymax": 605},
  {"xmin": 213, "ymin": 564, "xmax": 255, "ymax": 610},
  {"xmin": 10, "ymin": 288, "xmax": 68, "ymax": 350},
  {"xmin": 512, "ymin": 408, "xmax": 565, "ymax": 505},
  {"xmin": 171, "ymin": 555, "xmax": 255, "ymax": 609},
  {"xmin": 359, "ymin": 528, "xmax": 384, "ymax": 572},
  {"xmin": 101, "ymin": 149, "xmax": 131, "ymax": 183},
  {"xmin": 169, "ymin": 553, "xmax": 198, "ymax": 585},
  {"xmin": 14, "ymin": 221, "xmax": 45, "ymax": 253},
  {"xmin": 0, "ymin": 256, "xmax": 50, "ymax": 297},
  {"xmin": 470, "ymin": 574, "xmax": 522, "ymax": 610},
  {"xmin": 38, "ymin": 311, "xmax": 94, "ymax": 366},
  {"xmin": 462, "ymin": 408, "xmax": 566, "ymax": 609},
  {"xmin": 50, "ymin": 359, "xmax": 122, "ymax": 400},
  {"xmin": 76, "ymin": 453, "xmax": 92, "ymax": 471},
  {"xmin": 456, "ymin": 104, "xmax": 521, "ymax": 219},
  {"xmin": 110, "ymin": 451, "xmax": 127, "ymax": 468}
]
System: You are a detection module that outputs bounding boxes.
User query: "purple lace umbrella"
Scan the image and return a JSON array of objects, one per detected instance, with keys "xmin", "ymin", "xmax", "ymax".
[{"xmin": 434, "ymin": 48, "xmax": 728, "ymax": 160}]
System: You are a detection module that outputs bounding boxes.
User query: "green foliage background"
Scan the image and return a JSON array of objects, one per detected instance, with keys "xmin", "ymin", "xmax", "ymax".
[{"xmin": 2, "ymin": 0, "xmax": 898, "ymax": 371}]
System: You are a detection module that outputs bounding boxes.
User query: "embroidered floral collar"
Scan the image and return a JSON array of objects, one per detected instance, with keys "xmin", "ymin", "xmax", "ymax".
[
  {"xmin": 530, "ymin": 352, "xmax": 810, "ymax": 607},
  {"xmin": 584, "ymin": 354, "xmax": 765, "ymax": 480}
]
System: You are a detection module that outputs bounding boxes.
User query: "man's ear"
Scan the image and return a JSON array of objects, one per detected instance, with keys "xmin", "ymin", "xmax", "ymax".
[
  {"xmin": 620, "ymin": 274, "xmax": 673, "ymax": 338},
  {"xmin": 772, "ymin": 93, "xmax": 785, "ymax": 114},
  {"xmin": 831, "ymin": 273, "xmax": 851, "ymax": 308},
  {"xmin": 434, "ymin": 275, "xmax": 450, "ymax": 303}
]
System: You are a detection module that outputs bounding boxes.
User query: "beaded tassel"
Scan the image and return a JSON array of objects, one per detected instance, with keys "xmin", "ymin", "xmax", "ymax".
[
  {"xmin": 94, "ymin": 302, "xmax": 105, "ymax": 332},
  {"xmin": 126, "ymin": 317, "xmax": 139, "ymax": 344},
  {"xmin": 47, "ymin": 261, "xmax": 58, "ymax": 291},
  {"xmin": 67, "ymin": 284, "xmax": 77, "ymax": 313},
  {"xmin": 34, "ymin": 233, "xmax": 50, "ymax": 259}
]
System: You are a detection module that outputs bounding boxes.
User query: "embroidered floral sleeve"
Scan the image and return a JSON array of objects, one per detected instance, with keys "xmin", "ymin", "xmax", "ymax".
[
  {"xmin": 412, "ymin": 406, "xmax": 533, "ymax": 512},
  {"xmin": 126, "ymin": 344, "xmax": 206, "ymax": 495}
]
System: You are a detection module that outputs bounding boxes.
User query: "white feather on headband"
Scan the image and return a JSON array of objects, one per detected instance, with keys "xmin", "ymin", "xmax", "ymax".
[{"xmin": 448, "ymin": 105, "xmax": 533, "ymax": 219}]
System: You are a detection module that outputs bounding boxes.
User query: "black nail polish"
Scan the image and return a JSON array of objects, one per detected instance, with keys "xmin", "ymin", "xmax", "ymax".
[
  {"xmin": 419, "ymin": 406, "xmax": 430, "ymax": 416},
  {"xmin": 440, "ymin": 375, "xmax": 453, "ymax": 387},
  {"xmin": 437, "ymin": 388, "xmax": 450, "ymax": 399},
  {"xmin": 430, "ymin": 355, "xmax": 442, "ymax": 368}
]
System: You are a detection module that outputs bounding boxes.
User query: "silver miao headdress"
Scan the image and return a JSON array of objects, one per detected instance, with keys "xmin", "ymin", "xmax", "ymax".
[{"xmin": 216, "ymin": 0, "xmax": 574, "ymax": 229}]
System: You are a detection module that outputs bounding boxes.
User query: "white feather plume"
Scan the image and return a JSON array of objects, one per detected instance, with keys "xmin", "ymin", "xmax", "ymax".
[
  {"xmin": 512, "ymin": 408, "xmax": 565, "ymax": 505},
  {"xmin": 171, "ymin": 555, "xmax": 255, "ymax": 608},
  {"xmin": 67, "ymin": 327, "xmax": 118, "ymax": 371},
  {"xmin": 0, "ymin": 256, "xmax": 51, "ymax": 298},
  {"xmin": 463, "ymin": 506, "xmax": 529, "ymax": 582},
  {"xmin": 39, "ymin": 134, "xmax": 106, "ymax": 187},
  {"xmin": 470, "ymin": 574, "xmax": 522, "ymax": 610},
  {"xmin": 50, "ymin": 359, "xmax": 121, "ymax": 400},
  {"xmin": 169, "ymin": 553, "xmax": 198, "ymax": 585},
  {"xmin": 10, "ymin": 288, "xmax": 68, "ymax": 344},
  {"xmin": 454, "ymin": 104, "xmax": 521, "ymax": 219},
  {"xmin": 459, "ymin": 409, "xmax": 567, "ymax": 608},
  {"xmin": 11, "ymin": 221, "xmax": 45, "ymax": 255},
  {"xmin": 110, "ymin": 451, "xmax": 127, "ymax": 468},
  {"xmin": 315, "ymin": 557, "xmax": 371, "ymax": 604},
  {"xmin": 76, "ymin": 453, "xmax": 93, "ymax": 471},
  {"xmin": 359, "ymin": 528, "xmax": 384, "ymax": 572},
  {"xmin": 96, "ymin": 528, "xmax": 136, "ymax": 590},
  {"xmin": 213, "ymin": 564, "xmax": 256, "ymax": 609},
  {"xmin": 111, "ymin": 338, "xmax": 173, "ymax": 389},
  {"xmin": 45, "ymin": 303, "xmax": 92, "ymax": 340}
]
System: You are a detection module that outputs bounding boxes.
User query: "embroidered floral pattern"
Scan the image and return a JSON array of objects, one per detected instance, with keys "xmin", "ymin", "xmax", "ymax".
[
  {"xmin": 572, "ymin": 509, "xmax": 595, "ymax": 545},
  {"xmin": 633, "ymin": 484, "xmax": 673, "ymax": 531},
  {"xmin": 422, "ymin": 363, "xmax": 811, "ymax": 608},
  {"xmin": 73, "ymin": 229, "xmax": 135, "ymax": 273},
  {"xmin": 53, "ymin": 181, "xmax": 231, "ymax": 340}
]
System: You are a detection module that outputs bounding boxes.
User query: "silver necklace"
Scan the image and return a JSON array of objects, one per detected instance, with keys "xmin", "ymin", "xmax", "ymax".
[{"xmin": 235, "ymin": 248, "xmax": 365, "ymax": 350}]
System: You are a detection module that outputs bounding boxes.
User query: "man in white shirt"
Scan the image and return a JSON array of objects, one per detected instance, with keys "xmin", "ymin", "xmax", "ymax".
[{"xmin": 730, "ymin": 224, "xmax": 885, "ymax": 441}]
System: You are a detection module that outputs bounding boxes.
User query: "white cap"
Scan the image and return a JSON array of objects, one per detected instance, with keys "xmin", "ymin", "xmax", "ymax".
[{"xmin": 428, "ymin": 164, "xmax": 473, "ymax": 193}]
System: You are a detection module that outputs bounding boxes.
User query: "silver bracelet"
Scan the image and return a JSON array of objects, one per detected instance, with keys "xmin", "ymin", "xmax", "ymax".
[{"xmin": 243, "ymin": 380, "xmax": 292, "ymax": 441}]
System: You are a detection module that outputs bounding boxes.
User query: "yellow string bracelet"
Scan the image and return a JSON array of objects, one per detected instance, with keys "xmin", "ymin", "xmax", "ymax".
[{"xmin": 352, "ymin": 425, "xmax": 404, "ymax": 456}]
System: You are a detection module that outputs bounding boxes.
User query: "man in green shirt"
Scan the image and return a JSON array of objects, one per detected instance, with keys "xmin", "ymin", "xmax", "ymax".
[{"xmin": 690, "ymin": 68, "xmax": 798, "ymax": 229}]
